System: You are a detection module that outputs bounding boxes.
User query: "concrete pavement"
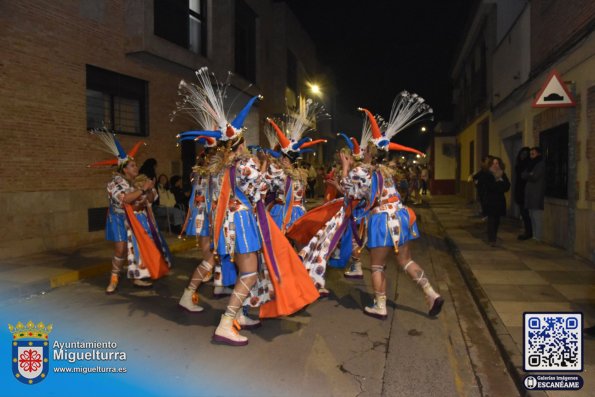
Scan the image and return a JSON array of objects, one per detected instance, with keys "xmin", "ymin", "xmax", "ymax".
[
  {"xmin": 0, "ymin": 198, "xmax": 520, "ymax": 397},
  {"xmin": 0, "ymin": 233, "xmax": 195, "ymax": 303},
  {"xmin": 428, "ymin": 195, "xmax": 595, "ymax": 397}
]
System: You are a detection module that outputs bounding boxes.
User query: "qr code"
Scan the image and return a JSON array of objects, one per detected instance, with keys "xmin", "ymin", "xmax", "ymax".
[{"xmin": 524, "ymin": 313, "xmax": 582, "ymax": 371}]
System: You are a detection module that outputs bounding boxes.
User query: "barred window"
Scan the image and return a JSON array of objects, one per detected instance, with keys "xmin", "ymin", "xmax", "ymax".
[{"xmin": 86, "ymin": 65, "xmax": 147, "ymax": 136}]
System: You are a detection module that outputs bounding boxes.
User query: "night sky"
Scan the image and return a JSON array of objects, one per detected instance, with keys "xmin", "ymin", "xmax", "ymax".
[{"xmin": 286, "ymin": 0, "xmax": 477, "ymax": 149}]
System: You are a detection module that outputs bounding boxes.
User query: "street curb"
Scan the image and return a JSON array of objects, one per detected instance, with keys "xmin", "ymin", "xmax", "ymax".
[
  {"xmin": 0, "ymin": 238, "xmax": 198, "ymax": 303},
  {"xmin": 433, "ymin": 211, "xmax": 547, "ymax": 397},
  {"xmin": 49, "ymin": 237, "xmax": 197, "ymax": 288}
]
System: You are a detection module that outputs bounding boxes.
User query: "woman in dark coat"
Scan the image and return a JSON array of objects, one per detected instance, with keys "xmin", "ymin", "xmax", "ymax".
[
  {"xmin": 484, "ymin": 157, "xmax": 510, "ymax": 246},
  {"xmin": 514, "ymin": 147, "xmax": 532, "ymax": 239},
  {"xmin": 472, "ymin": 156, "xmax": 494, "ymax": 217}
]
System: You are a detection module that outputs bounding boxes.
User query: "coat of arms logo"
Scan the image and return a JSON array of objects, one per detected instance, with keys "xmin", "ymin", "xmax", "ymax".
[{"xmin": 8, "ymin": 321, "xmax": 52, "ymax": 385}]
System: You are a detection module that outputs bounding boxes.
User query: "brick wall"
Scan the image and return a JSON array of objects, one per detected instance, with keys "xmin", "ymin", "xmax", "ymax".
[
  {"xmin": 0, "ymin": 1, "xmax": 191, "ymax": 194},
  {"xmin": 0, "ymin": 0, "xmax": 322, "ymax": 258},
  {"xmin": 531, "ymin": 0, "xmax": 595, "ymax": 73},
  {"xmin": 0, "ymin": 1, "xmax": 209, "ymax": 257}
]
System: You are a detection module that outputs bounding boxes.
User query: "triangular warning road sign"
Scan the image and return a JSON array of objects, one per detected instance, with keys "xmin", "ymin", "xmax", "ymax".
[{"xmin": 532, "ymin": 69, "xmax": 575, "ymax": 108}]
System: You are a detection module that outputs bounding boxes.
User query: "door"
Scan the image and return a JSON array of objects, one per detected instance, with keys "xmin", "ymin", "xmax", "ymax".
[{"xmin": 503, "ymin": 132, "xmax": 523, "ymax": 218}]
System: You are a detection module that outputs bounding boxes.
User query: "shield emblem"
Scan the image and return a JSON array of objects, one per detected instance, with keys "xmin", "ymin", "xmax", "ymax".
[{"xmin": 12, "ymin": 340, "xmax": 49, "ymax": 385}]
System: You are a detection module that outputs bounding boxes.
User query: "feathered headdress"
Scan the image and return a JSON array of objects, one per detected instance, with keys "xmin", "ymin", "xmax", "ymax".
[
  {"xmin": 336, "ymin": 113, "xmax": 377, "ymax": 161},
  {"xmin": 87, "ymin": 128, "xmax": 145, "ymax": 168},
  {"xmin": 265, "ymin": 97, "xmax": 327, "ymax": 161},
  {"xmin": 173, "ymin": 67, "xmax": 262, "ymax": 147},
  {"xmin": 357, "ymin": 91, "xmax": 432, "ymax": 156}
]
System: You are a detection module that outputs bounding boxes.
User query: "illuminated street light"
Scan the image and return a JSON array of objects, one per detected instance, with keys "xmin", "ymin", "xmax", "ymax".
[
  {"xmin": 416, "ymin": 154, "xmax": 421, "ymax": 158},
  {"xmin": 420, "ymin": 126, "xmax": 427, "ymax": 132},
  {"xmin": 308, "ymin": 82, "xmax": 321, "ymax": 96}
]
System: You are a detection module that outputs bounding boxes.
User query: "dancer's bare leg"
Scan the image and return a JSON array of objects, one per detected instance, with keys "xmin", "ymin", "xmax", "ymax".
[
  {"xmin": 106, "ymin": 242, "xmax": 126, "ymax": 294},
  {"xmin": 397, "ymin": 243, "xmax": 444, "ymax": 316},
  {"xmin": 213, "ymin": 252, "xmax": 259, "ymax": 345},
  {"xmin": 363, "ymin": 246, "xmax": 391, "ymax": 318}
]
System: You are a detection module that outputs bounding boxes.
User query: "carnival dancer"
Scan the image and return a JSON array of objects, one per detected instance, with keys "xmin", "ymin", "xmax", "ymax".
[
  {"xmin": 341, "ymin": 93, "xmax": 443, "ymax": 319},
  {"xmin": 173, "ymin": 74, "xmax": 239, "ymax": 313},
  {"xmin": 176, "ymin": 141, "xmax": 233, "ymax": 312},
  {"xmin": 174, "ymin": 68, "xmax": 319, "ymax": 345},
  {"xmin": 89, "ymin": 129, "xmax": 171, "ymax": 294},
  {"xmin": 330, "ymin": 133, "xmax": 368, "ymax": 278},
  {"xmin": 263, "ymin": 98, "xmax": 327, "ymax": 233},
  {"xmin": 287, "ymin": 127, "xmax": 374, "ymax": 295}
]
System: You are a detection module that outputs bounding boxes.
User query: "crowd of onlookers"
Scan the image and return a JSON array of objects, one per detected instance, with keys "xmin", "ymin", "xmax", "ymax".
[
  {"xmin": 470, "ymin": 147, "xmax": 545, "ymax": 247},
  {"xmin": 301, "ymin": 155, "xmax": 432, "ymax": 206}
]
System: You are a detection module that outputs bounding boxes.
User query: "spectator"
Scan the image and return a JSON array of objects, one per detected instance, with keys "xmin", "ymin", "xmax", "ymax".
[
  {"xmin": 154, "ymin": 174, "xmax": 184, "ymax": 233},
  {"xmin": 153, "ymin": 174, "xmax": 167, "ymax": 207},
  {"xmin": 139, "ymin": 158, "xmax": 158, "ymax": 182},
  {"xmin": 409, "ymin": 166, "xmax": 421, "ymax": 205},
  {"xmin": 420, "ymin": 167, "xmax": 430, "ymax": 197},
  {"xmin": 522, "ymin": 147, "xmax": 545, "ymax": 241},
  {"xmin": 472, "ymin": 156, "xmax": 494, "ymax": 218},
  {"xmin": 484, "ymin": 157, "xmax": 510, "ymax": 246},
  {"xmin": 306, "ymin": 163, "xmax": 317, "ymax": 199},
  {"xmin": 514, "ymin": 147, "xmax": 532, "ymax": 240},
  {"xmin": 395, "ymin": 169, "xmax": 409, "ymax": 204},
  {"xmin": 316, "ymin": 166, "xmax": 325, "ymax": 198},
  {"xmin": 169, "ymin": 175, "xmax": 188, "ymax": 208},
  {"xmin": 156, "ymin": 174, "xmax": 173, "ymax": 206},
  {"xmin": 158, "ymin": 175, "xmax": 188, "ymax": 234}
]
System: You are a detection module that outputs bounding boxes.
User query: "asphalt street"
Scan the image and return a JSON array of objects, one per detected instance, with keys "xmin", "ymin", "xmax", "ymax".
[{"xmin": 1, "ymin": 205, "xmax": 519, "ymax": 397}]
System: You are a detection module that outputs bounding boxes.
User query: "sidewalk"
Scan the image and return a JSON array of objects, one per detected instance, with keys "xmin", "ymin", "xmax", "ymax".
[
  {"xmin": 0, "ymin": 200, "xmax": 327, "ymax": 303},
  {"xmin": 428, "ymin": 195, "xmax": 595, "ymax": 395},
  {"xmin": 0, "ymin": 234, "xmax": 196, "ymax": 303}
]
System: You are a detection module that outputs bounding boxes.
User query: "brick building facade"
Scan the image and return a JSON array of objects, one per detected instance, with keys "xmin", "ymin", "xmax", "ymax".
[{"xmin": 0, "ymin": 0, "xmax": 326, "ymax": 258}]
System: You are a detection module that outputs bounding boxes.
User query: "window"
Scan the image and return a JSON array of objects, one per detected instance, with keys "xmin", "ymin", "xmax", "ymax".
[
  {"xmin": 540, "ymin": 123, "xmax": 569, "ymax": 199},
  {"xmin": 86, "ymin": 65, "xmax": 147, "ymax": 136},
  {"xmin": 154, "ymin": 0, "xmax": 207, "ymax": 56},
  {"xmin": 235, "ymin": 0, "xmax": 256, "ymax": 82}
]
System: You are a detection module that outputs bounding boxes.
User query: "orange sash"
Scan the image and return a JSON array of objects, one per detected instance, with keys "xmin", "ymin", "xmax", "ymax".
[
  {"xmin": 285, "ymin": 199, "xmax": 345, "ymax": 245},
  {"xmin": 124, "ymin": 204, "xmax": 169, "ymax": 279},
  {"xmin": 213, "ymin": 169, "xmax": 232, "ymax": 252},
  {"xmin": 407, "ymin": 207, "xmax": 417, "ymax": 227},
  {"xmin": 259, "ymin": 211, "xmax": 319, "ymax": 318}
]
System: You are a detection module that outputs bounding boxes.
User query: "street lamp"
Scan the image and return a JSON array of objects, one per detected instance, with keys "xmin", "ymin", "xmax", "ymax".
[
  {"xmin": 307, "ymin": 82, "xmax": 321, "ymax": 96},
  {"xmin": 420, "ymin": 126, "xmax": 427, "ymax": 132}
]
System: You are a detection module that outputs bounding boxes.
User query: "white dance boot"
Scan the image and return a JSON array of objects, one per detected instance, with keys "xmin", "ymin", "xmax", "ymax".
[
  {"xmin": 364, "ymin": 294, "xmax": 387, "ymax": 319},
  {"xmin": 213, "ymin": 315, "xmax": 248, "ymax": 346},
  {"xmin": 236, "ymin": 308, "xmax": 261, "ymax": 330},
  {"xmin": 132, "ymin": 279, "xmax": 153, "ymax": 288},
  {"xmin": 213, "ymin": 286, "xmax": 234, "ymax": 298},
  {"xmin": 344, "ymin": 260, "xmax": 363, "ymax": 279},
  {"xmin": 178, "ymin": 288, "xmax": 204, "ymax": 313},
  {"xmin": 105, "ymin": 273, "xmax": 119, "ymax": 295}
]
